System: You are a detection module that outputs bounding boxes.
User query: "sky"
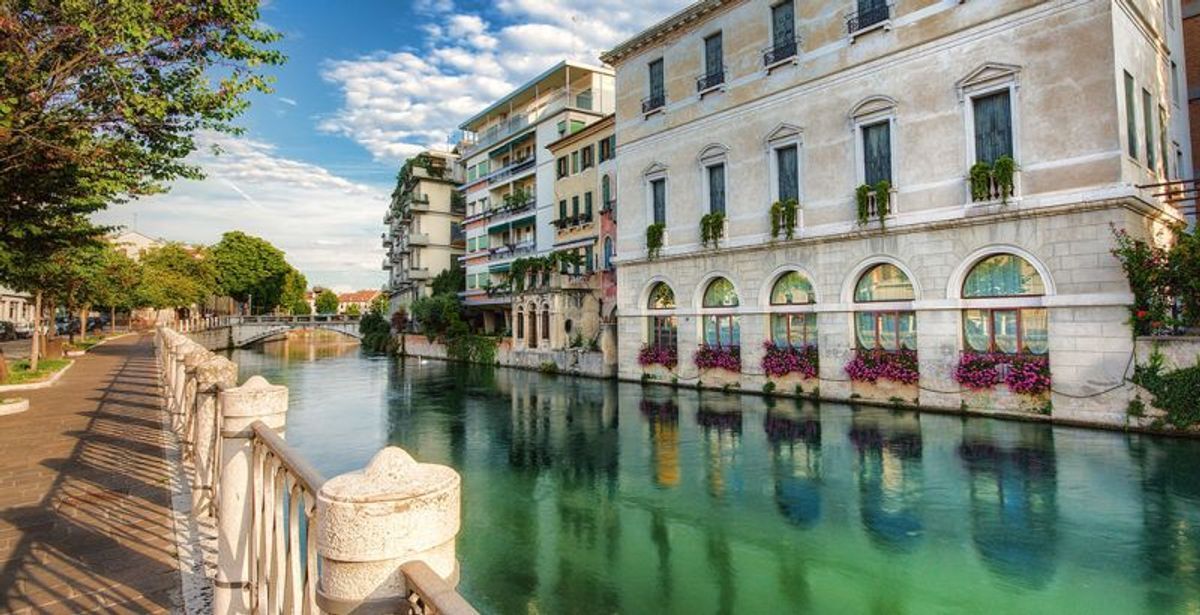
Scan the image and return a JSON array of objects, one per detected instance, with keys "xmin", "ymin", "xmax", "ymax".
[{"xmin": 93, "ymin": 0, "xmax": 690, "ymax": 293}]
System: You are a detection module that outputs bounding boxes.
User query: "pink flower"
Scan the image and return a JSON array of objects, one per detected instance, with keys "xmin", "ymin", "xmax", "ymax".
[
  {"xmin": 761, "ymin": 342, "xmax": 819, "ymax": 378},
  {"xmin": 694, "ymin": 344, "xmax": 742, "ymax": 372},
  {"xmin": 638, "ymin": 344, "xmax": 677, "ymax": 368},
  {"xmin": 844, "ymin": 349, "xmax": 919, "ymax": 385}
]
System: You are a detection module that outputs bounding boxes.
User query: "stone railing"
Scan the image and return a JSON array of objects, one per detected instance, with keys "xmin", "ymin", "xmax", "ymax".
[
  {"xmin": 155, "ymin": 326, "xmax": 478, "ymax": 614},
  {"xmin": 180, "ymin": 315, "xmax": 363, "ymax": 333}
]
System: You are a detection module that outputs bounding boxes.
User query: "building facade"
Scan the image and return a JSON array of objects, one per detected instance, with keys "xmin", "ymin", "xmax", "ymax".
[
  {"xmin": 383, "ymin": 150, "xmax": 465, "ymax": 312},
  {"xmin": 509, "ymin": 115, "xmax": 619, "ymax": 356},
  {"xmin": 457, "ymin": 61, "xmax": 616, "ymax": 333},
  {"xmin": 602, "ymin": 0, "xmax": 1190, "ymax": 426}
]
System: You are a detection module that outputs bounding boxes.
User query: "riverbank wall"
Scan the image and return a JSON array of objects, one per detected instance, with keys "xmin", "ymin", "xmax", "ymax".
[{"xmin": 400, "ymin": 334, "xmax": 615, "ymax": 378}]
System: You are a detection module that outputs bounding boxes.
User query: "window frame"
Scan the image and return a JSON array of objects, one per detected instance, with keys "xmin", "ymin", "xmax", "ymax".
[
  {"xmin": 1143, "ymin": 88, "xmax": 1156, "ymax": 171},
  {"xmin": 1124, "ymin": 71, "xmax": 1139, "ymax": 161},
  {"xmin": 962, "ymin": 307, "xmax": 1048, "ymax": 356},
  {"xmin": 855, "ymin": 310, "xmax": 917, "ymax": 352}
]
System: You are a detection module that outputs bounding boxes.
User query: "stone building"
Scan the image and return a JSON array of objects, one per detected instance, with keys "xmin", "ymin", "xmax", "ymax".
[
  {"xmin": 383, "ymin": 150, "xmax": 465, "ymax": 312},
  {"xmin": 509, "ymin": 115, "xmax": 619, "ymax": 358},
  {"xmin": 457, "ymin": 61, "xmax": 615, "ymax": 333},
  {"xmin": 601, "ymin": 0, "xmax": 1190, "ymax": 426}
]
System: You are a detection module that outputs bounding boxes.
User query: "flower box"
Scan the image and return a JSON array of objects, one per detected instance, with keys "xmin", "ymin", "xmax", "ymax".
[
  {"xmin": 955, "ymin": 352, "xmax": 1050, "ymax": 413},
  {"xmin": 845, "ymin": 349, "xmax": 919, "ymax": 404},
  {"xmin": 638, "ymin": 344, "xmax": 677, "ymax": 369},
  {"xmin": 694, "ymin": 344, "xmax": 741, "ymax": 372},
  {"xmin": 762, "ymin": 342, "xmax": 820, "ymax": 394}
]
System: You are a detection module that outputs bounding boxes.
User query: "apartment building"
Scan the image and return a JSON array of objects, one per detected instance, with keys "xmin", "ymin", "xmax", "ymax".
[
  {"xmin": 457, "ymin": 61, "xmax": 615, "ymax": 333},
  {"xmin": 602, "ymin": 0, "xmax": 1190, "ymax": 425},
  {"xmin": 509, "ymin": 115, "xmax": 619, "ymax": 355},
  {"xmin": 383, "ymin": 150, "xmax": 465, "ymax": 312}
]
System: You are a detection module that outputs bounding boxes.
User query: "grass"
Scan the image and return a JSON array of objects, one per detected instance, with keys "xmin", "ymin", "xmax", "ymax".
[
  {"xmin": 65, "ymin": 336, "xmax": 106, "ymax": 352},
  {"xmin": 3, "ymin": 359, "xmax": 71, "ymax": 385}
]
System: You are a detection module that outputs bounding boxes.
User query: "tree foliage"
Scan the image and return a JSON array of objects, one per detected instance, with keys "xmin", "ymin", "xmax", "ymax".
[
  {"xmin": 314, "ymin": 289, "xmax": 339, "ymax": 314},
  {"xmin": 211, "ymin": 231, "xmax": 294, "ymax": 311},
  {"xmin": 430, "ymin": 266, "xmax": 465, "ymax": 297},
  {"xmin": 0, "ymin": 0, "xmax": 284, "ymax": 253},
  {"xmin": 135, "ymin": 243, "xmax": 216, "ymax": 309},
  {"xmin": 280, "ymin": 269, "xmax": 309, "ymax": 315}
]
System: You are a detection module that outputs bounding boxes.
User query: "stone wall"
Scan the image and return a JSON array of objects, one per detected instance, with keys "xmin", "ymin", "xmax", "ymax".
[{"xmin": 401, "ymin": 333, "xmax": 614, "ymax": 378}]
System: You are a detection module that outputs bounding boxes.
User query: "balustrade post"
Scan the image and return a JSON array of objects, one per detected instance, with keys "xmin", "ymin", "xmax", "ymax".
[
  {"xmin": 171, "ymin": 342, "xmax": 196, "ymax": 433},
  {"xmin": 215, "ymin": 376, "xmax": 288, "ymax": 615},
  {"xmin": 192, "ymin": 355, "xmax": 238, "ymax": 516},
  {"xmin": 180, "ymin": 346, "xmax": 210, "ymax": 449},
  {"xmin": 315, "ymin": 448, "xmax": 463, "ymax": 614}
]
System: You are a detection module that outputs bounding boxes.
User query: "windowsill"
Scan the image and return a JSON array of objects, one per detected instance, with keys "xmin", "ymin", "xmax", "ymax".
[
  {"xmin": 763, "ymin": 55, "xmax": 799, "ymax": 74},
  {"xmin": 643, "ymin": 106, "xmax": 665, "ymax": 119},
  {"xmin": 697, "ymin": 83, "xmax": 727, "ymax": 98},
  {"xmin": 849, "ymin": 20, "xmax": 891, "ymax": 43}
]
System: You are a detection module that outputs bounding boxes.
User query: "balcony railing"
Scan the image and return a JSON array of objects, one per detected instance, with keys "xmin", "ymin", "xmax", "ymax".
[
  {"xmin": 554, "ymin": 213, "xmax": 595, "ymax": 230},
  {"xmin": 409, "ymin": 232, "xmax": 430, "ymax": 246},
  {"xmin": 487, "ymin": 156, "xmax": 536, "ymax": 186},
  {"xmin": 696, "ymin": 68, "xmax": 726, "ymax": 92},
  {"xmin": 762, "ymin": 37, "xmax": 800, "ymax": 67},
  {"xmin": 488, "ymin": 241, "xmax": 537, "ymax": 261},
  {"xmin": 642, "ymin": 92, "xmax": 666, "ymax": 114},
  {"xmin": 847, "ymin": 2, "xmax": 891, "ymax": 34},
  {"xmin": 461, "ymin": 91, "xmax": 569, "ymax": 157}
]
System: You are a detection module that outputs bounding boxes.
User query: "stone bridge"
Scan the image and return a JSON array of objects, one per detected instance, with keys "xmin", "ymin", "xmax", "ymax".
[{"xmin": 181, "ymin": 315, "xmax": 363, "ymax": 350}]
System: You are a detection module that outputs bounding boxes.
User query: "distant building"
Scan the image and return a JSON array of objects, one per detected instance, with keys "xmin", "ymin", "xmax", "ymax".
[
  {"xmin": 337, "ymin": 290, "xmax": 381, "ymax": 315},
  {"xmin": 457, "ymin": 60, "xmax": 616, "ymax": 334},
  {"xmin": 383, "ymin": 150, "xmax": 465, "ymax": 314},
  {"xmin": 0, "ymin": 287, "xmax": 34, "ymax": 331},
  {"xmin": 109, "ymin": 230, "xmax": 165, "ymax": 260}
]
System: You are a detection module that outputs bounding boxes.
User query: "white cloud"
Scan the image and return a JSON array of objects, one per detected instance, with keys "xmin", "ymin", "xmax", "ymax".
[
  {"xmin": 94, "ymin": 132, "xmax": 390, "ymax": 291},
  {"xmin": 318, "ymin": 0, "xmax": 691, "ymax": 162}
]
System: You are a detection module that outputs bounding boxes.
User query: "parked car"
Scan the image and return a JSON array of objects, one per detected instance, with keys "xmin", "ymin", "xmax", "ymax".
[
  {"xmin": 13, "ymin": 322, "xmax": 32, "ymax": 339},
  {"xmin": 0, "ymin": 321, "xmax": 15, "ymax": 341}
]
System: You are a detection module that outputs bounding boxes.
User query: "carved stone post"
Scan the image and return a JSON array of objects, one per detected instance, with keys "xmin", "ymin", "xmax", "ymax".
[
  {"xmin": 214, "ymin": 376, "xmax": 288, "ymax": 615},
  {"xmin": 180, "ymin": 346, "xmax": 210, "ymax": 448},
  {"xmin": 315, "ymin": 448, "xmax": 462, "ymax": 614},
  {"xmin": 192, "ymin": 355, "xmax": 238, "ymax": 516}
]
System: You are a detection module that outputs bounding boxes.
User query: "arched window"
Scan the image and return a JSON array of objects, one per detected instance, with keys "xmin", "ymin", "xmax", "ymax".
[
  {"xmin": 647, "ymin": 282, "xmax": 677, "ymax": 350},
  {"xmin": 962, "ymin": 254, "xmax": 1047, "ymax": 355},
  {"xmin": 516, "ymin": 308, "xmax": 525, "ymax": 339},
  {"xmin": 770, "ymin": 271, "xmax": 817, "ymax": 348},
  {"xmin": 541, "ymin": 304, "xmax": 550, "ymax": 341},
  {"xmin": 854, "ymin": 264, "xmax": 916, "ymax": 351},
  {"xmin": 603, "ymin": 237, "xmax": 614, "ymax": 270},
  {"xmin": 527, "ymin": 307, "xmax": 538, "ymax": 348},
  {"xmin": 701, "ymin": 277, "xmax": 740, "ymax": 349}
]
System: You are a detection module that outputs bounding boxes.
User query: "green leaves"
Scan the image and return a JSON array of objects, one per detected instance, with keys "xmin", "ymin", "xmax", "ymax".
[
  {"xmin": 210, "ymin": 230, "xmax": 298, "ymax": 312},
  {"xmin": 769, "ymin": 199, "xmax": 798, "ymax": 240},
  {"xmin": 700, "ymin": 212, "xmax": 725, "ymax": 248},
  {"xmin": 315, "ymin": 289, "xmax": 339, "ymax": 315},
  {"xmin": 646, "ymin": 223, "xmax": 665, "ymax": 259}
]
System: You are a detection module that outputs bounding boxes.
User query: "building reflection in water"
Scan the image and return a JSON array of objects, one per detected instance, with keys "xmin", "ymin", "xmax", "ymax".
[
  {"xmin": 765, "ymin": 399, "xmax": 822, "ymax": 528},
  {"xmin": 696, "ymin": 392, "xmax": 743, "ymax": 500},
  {"xmin": 640, "ymin": 394, "xmax": 681, "ymax": 488},
  {"xmin": 1129, "ymin": 435, "xmax": 1200, "ymax": 611},
  {"xmin": 958, "ymin": 423, "xmax": 1059, "ymax": 589},
  {"xmin": 258, "ymin": 330, "xmax": 361, "ymax": 362},
  {"xmin": 849, "ymin": 410, "xmax": 925, "ymax": 551}
]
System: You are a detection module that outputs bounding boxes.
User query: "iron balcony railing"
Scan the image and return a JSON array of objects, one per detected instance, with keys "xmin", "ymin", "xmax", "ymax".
[
  {"xmin": 696, "ymin": 68, "xmax": 726, "ymax": 92},
  {"xmin": 642, "ymin": 92, "xmax": 666, "ymax": 114},
  {"xmin": 487, "ymin": 156, "xmax": 536, "ymax": 186},
  {"xmin": 847, "ymin": 2, "xmax": 891, "ymax": 34},
  {"xmin": 762, "ymin": 37, "xmax": 800, "ymax": 66}
]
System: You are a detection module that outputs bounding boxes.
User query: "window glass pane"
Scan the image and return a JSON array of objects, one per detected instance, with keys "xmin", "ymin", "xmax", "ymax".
[
  {"xmin": 772, "ymin": 1, "xmax": 794, "ymax": 44},
  {"xmin": 855, "ymin": 264, "xmax": 915, "ymax": 302},
  {"xmin": 788, "ymin": 314, "xmax": 804, "ymax": 348},
  {"xmin": 1124, "ymin": 72, "xmax": 1138, "ymax": 159},
  {"xmin": 705, "ymin": 33, "xmax": 723, "ymax": 76},
  {"xmin": 649, "ymin": 59, "xmax": 664, "ymax": 97},
  {"xmin": 648, "ymin": 282, "xmax": 675, "ymax": 309},
  {"xmin": 879, "ymin": 313, "xmax": 898, "ymax": 350},
  {"xmin": 776, "ymin": 145, "xmax": 799, "ymax": 202},
  {"xmin": 856, "ymin": 312, "xmax": 877, "ymax": 349},
  {"xmin": 1143, "ymin": 89, "xmax": 1156, "ymax": 169},
  {"xmin": 1023, "ymin": 308, "xmax": 1049, "ymax": 355},
  {"xmin": 771, "ymin": 313, "xmax": 788, "ymax": 347},
  {"xmin": 803, "ymin": 313, "xmax": 818, "ymax": 347},
  {"xmin": 705, "ymin": 316, "xmax": 718, "ymax": 346},
  {"xmin": 652, "ymin": 179, "xmax": 666, "ymax": 225},
  {"xmin": 708, "ymin": 164, "xmax": 725, "ymax": 214},
  {"xmin": 964, "ymin": 309, "xmax": 990, "ymax": 352},
  {"xmin": 973, "ymin": 90, "xmax": 1013, "ymax": 164},
  {"xmin": 730, "ymin": 316, "xmax": 741, "ymax": 348},
  {"xmin": 601, "ymin": 176, "xmax": 610, "ymax": 204},
  {"xmin": 862, "ymin": 121, "xmax": 891, "ymax": 185},
  {"xmin": 702, "ymin": 277, "xmax": 739, "ymax": 307},
  {"xmin": 770, "ymin": 271, "xmax": 814, "ymax": 305},
  {"xmin": 963, "ymin": 254, "xmax": 1044, "ymax": 297},
  {"xmin": 899, "ymin": 311, "xmax": 917, "ymax": 350},
  {"xmin": 992, "ymin": 310, "xmax": 1019, "ymax": 354}
]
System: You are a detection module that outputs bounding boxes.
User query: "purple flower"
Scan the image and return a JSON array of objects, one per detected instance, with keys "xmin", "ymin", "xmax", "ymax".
[
  {"xmin": 638, "ymin": 344, "xmax": 677, "ymax": 368},
  {"xmin": 761, "ymin": 341, "xmax": 819, "ymax": 378},
  {"xmin": 844, "ymin": 349, "xmax": 919, "ymax": 385},
  {"xmin": 694, "ymin": 344, "xmax": 742, "ymax": 372},
  {"xmin": 953, "ymin": 351, "xmax": 1050, "ymax": 395}
]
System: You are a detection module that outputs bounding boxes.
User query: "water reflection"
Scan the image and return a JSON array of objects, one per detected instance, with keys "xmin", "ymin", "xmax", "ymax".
[
  {"xmin": 849, "ymin": 411, "xmax": 924, "ymax": 552},
  {"xmin": 230, "ymin": 345, "xmax": 1200, "ymax": 614}
]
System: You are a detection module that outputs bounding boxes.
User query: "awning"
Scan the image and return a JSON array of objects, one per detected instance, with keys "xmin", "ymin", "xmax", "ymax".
[
  {"xmin": 552, "ymin": 236, "xmax": 597, "ymax": 251},
  {"xmin": 489, "ymin": 262, "xmax": 511, "ymax": 273},
  {"xmin": 510, "ymin": 214, "xmax": 536, "ymax": 229}
]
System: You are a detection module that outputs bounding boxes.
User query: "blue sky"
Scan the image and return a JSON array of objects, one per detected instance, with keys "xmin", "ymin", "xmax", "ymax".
[{"xmin": 95, "ymin": 0, "xmax": 689, "ymax": 292}]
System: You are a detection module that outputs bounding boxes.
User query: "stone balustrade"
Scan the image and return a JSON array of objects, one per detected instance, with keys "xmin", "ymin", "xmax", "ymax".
[{"xmin": 155, "ymin": 326, "xmax": 477, "ymax": 615}]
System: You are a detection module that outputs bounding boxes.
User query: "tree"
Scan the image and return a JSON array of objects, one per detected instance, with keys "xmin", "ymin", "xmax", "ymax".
[
  {"xmin": 211, "ymin": 231, "xmax": 292, "ymax": 313},
  {"xmin": 93, "ymin": 247, "xmax": 142, "ymax": 332},
  {"xmin": 0, "ymin": 1, "xmax": 284, "ymax": 254},
  {"xmin": 430, "ymin": 266, "xmax": 465, "ymax": 297},
  {"xmin": 315, "ymin": 289, "xmax": 339, "ymax": 315},
  {"xmin": 346, "ymin": 304, "xmax": 362, "ymax": 317},
  {"xmin": 409, "ymin": 294, "xmax": 464, "ymax": 341},
  {"xmin": 136, "ymin": 243, "xmax": 217, "ymax": 313},
  {"xmin": 280, "ymin": 268, "xmax": 309, "ymax": 315}
]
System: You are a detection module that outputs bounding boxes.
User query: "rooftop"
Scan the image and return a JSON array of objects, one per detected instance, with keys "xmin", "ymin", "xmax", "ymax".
[{"xmin": 458, "ymin": 60, "xmax": 613, "ymax": 132}]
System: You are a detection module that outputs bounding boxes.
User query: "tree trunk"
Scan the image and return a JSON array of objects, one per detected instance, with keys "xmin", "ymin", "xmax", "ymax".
[
  {"xmin": 66, "ymin": 300, "xmax": 76, "ymax": 345},
  {"xmin": 79, "ymin": 304, "xmax": 89, "ymax": 342},
  {"xmin": 29, "ymin": 291, "xmax": 42, "ymax": 372},
  {"xmin": 110, "ymin": 306, "xmax": 116, "ymax": 335}
]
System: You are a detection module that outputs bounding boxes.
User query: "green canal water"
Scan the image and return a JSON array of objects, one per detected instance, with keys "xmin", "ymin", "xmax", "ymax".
[{"xmin": 232, "ymin": 339, "xmax": 1200, "ymax": 614}]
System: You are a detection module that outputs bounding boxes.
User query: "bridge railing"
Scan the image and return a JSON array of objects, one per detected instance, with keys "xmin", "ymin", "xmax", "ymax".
[
  {"xmin": 156, "ymin": 326, "xmax": 477, "ymax": 615},
  {"xmin": 181, "ymin": 314, "xmax": 364, "ymax": 333}
]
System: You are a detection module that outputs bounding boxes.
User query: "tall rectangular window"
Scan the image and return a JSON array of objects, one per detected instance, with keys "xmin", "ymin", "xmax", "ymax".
[
  {"xmin": 862, "ymin": 121, "xmax": 891, "ymax": 185},
  {"xmin": 572, "ymin": 195, "xmax": 580, "ymax": 218},
  {"xmin": 973, "ymin": 90, "xmax": 1013, "ymax": 163},
  {"xmin": 771, "ymin": 1, "xmax": 794, "ymax": 48},
  {"xmin": 1143, "ymin": 89, "xmax": 1156, "ymax": 170},
  {"xmin": 584, "ymin": 192, "xmax": 593, "ymax": 219},
  {"xmin": 649, "ymin": 59, "xmax": 664, "ymax": 100},
  {"xmin": 1125, "ymin": 71, "xmax": 1138, "ymax": 160},
  {"xmin": 704, "ymin": 32, "xmax": 723, "ymax": 78},
  {"xmin": 1160, "ymin": 106, "xmax": 1171, "ymax": 178},
  {"xmin": 776, "ymin": 145, "xmax": 799, "ymax": 202},
  {"xmin": 582, "ymin": 145, "xmax": 594, "ymax": 170},
  {"xmin": 1172, "ymin": 61, "xmax": 1181, "ymax": 106},
  {"xmin": 651, "ymin": 179, "xmax": 666, "ymax": 225},
  {"xmin": 571, "ymin": 151, "xmax": 580, "ymax": 174},
  {"xmin": 559, "ymin": 199, "xmax": 567, "ymax": 222},
  {"xmin": 707, "ymin": 164, "xmax": 726, "ymax": 214}
]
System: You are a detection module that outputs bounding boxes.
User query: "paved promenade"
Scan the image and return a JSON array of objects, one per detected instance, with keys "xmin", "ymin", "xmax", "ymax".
[{"xmin": 0, "ymin": 335, "xmax": 182, "ymax": 613}]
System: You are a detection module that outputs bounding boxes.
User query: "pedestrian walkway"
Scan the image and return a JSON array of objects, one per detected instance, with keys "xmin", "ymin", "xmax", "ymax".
[{"xmin": 0, "ymin": 334, "xmax": 181, "ymax": 613}]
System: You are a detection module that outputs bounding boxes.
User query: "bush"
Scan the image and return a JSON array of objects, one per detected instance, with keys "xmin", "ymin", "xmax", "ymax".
[{"xmin": 1133, "ymin": 349, "xmax": 1200, "ymax": 427}]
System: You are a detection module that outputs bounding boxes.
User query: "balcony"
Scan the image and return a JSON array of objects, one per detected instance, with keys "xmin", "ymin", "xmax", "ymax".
[
  {"xmin": 488, "ymin": 241, "xmax": 537, "ymax": 262},
  {"xmin": 381, "ymin": 259, "xmax": 392, "ymax": 271},
  {"xmin": 642, "ymin": 92, "xmax": 666, "ymax": 115},
  {"xmin": 487, "ymin": 157, "xmax": 536, "ymax": 186},
  {"xmin": 554, "ymin": 213, "xmax": 595, "ymax": 231},
  {"xmin": 408, "ymin": 232, "xmax": 430, "ymax": 246},
  {"xmin": 696, "ymin": 68, "xmax": 726, "ymax": 93},
  {"xmin": 460, "ymin": 91, "xmax": 571, "ymax": 158},
  {"xmin": 762, "ymin": 37, "xmax": 800, "ymax": 68},
  {"xmin": 381, "ymin": 233, "xmax": 393, "ymax": 248},
  {"xmin": 847, "ymin": 2, "xmax": 891, "ymax": 36},
  {"xmin": 408, "ymin": 267, "xmax": 431, "ymax": 281}
]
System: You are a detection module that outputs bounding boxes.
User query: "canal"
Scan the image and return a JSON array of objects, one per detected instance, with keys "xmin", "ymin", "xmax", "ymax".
[{"xmin": 232, "ymin": 336, "xmax": 1200, "ymax": 614}]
